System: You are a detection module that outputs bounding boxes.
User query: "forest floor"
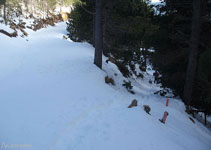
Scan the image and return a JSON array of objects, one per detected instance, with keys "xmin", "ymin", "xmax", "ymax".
[{"xmin": 0, "ymin": 22, "xmax": 211, "ymax": 150}]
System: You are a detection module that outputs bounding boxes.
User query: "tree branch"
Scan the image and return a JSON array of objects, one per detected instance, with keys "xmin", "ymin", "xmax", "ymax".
[{"xmin": 0, "ymin": 29, "xmax": 17, "ymax": 38}]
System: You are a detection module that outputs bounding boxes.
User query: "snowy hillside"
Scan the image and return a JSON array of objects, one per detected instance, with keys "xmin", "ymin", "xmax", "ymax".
[{"xmin": 0, "ymin": 22, "xmax": 211, "ymax": 150}]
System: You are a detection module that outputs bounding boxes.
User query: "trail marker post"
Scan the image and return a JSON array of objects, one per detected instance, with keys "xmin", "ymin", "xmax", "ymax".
[
  {"xmin": 166, "ymin": 98, "xmax": 169, "ymax": 107},
  {"xmin": 160, "ymin": 99, "xmax": 170, "ymax": 124},
  {"xmin": 160, "ymin": 111, "xmax": 169, "ymax": 124}
]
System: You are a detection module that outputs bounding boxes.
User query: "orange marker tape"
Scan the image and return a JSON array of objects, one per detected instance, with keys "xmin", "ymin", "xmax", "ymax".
[{"xmin": 166, "ymin": 98, "xmax": 169, "ymax": 107}]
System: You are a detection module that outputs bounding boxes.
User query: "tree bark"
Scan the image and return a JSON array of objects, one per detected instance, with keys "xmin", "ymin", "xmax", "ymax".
[
  {"xmin": 204, "ymin": 111, "xmax": 207, "ymax": 126},
  {"xmin": 183, "ymin": 0, "xmax": 201, "ymax": 111},
  {"xmin": 102, "ymin": 3, "xmax": 109, "ymax": 56},
  {"xmin": 93, "ymin": 14, "xmax": 95, "ymax": 47},
  {"xmin": 3, "ymin": 0, "xmax": 7, "ymax": 25},
  {"xmin": 143, "ymin": 48, "xmax": 147, "ymax": 72},
  {"xmin": 94, "ymin": 0, "xmax": 103, "ymax": 69}
]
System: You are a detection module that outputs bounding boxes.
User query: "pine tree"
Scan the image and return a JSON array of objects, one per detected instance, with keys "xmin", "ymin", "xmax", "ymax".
[{"xmin": 67, "ymin": 0, "xmax": 156, "ymax": 72}]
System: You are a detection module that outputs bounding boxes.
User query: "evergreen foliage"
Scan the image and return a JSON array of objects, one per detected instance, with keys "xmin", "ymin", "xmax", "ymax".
[
  {"xmin": 151, "ymin": 0, "xmax": 211, "ymax": 115},
  {"xmin": 66, "ymin": 0, "xmax": 157, "ymax": 74},
  {"xmin": 67, "ymin": 0, "xmax": 95, "ymax": 43},
  {"xmin": 66, "ymin": 0, "xmax": 211, "ymax": 117},
  {"xmin": 150, "ymin": 0, "xmax": 192, "ymax": 97}
]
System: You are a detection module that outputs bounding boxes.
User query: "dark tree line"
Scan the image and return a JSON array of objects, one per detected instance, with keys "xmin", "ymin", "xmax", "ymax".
[
  {"xmin": 151, "ymin": 0, "xmax": 211, "ymax": 123},
  {"xmin": 66, "ymin": 0, "xmax": 211, "ymax": 124},
  {"xmin": 67, "ymin": 0, "xmax": 156, "ymax": 72}
]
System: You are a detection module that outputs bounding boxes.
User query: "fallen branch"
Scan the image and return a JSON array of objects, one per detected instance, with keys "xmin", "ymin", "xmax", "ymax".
[{"xmin": 0, "ymin": 29, "xmax": 17, "ymax": 38}]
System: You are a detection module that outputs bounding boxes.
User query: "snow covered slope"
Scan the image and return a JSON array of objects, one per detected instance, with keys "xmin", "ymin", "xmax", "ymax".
[{"xmin": 0, "ymin": 22, "xmax": 211, "ymax": 150}]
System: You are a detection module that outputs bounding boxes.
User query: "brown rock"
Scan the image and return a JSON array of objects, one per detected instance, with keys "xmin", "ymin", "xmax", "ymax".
[
  {"xmin": 105, "ymin": 76, "xmax": 115, "ymax": 85},
  {"xmin": 143, "ymin": 105, "xmax": 151, "ymax": 114},
  {"xmin": 128, "ymin": 99, "xmax": 138, "ymax": 108}
]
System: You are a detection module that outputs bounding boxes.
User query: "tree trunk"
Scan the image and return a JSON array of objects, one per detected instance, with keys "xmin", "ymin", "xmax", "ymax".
[
  {"xmin": 3, "ymin": 0, "xmax": 7, "ymax": 25},
  {"xmin": 204, "ymin": 111, "xmax": 207, "ymax": 126},
  {"xmin": 102, "ymin": 3, "xmax": 109, "ymax": 56},
  {"xmin": 183, "ymin": 0, "xmax": 201, "ymax": 112},
  {"xmin": 94, "ymin": 0, "xmax": 103, "ymax": 69},
  {"xmin": 93, "ymin": 14, "xmax": 95, "ymax": 47},
  {"xmin": 143, "ymin": 48, "xmax": 147, "ymax": 72}
]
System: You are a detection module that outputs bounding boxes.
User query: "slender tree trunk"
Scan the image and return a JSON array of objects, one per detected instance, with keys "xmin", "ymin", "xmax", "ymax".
[
  {"xmin": 3, "ymin": 0, "xmax": 7, "ymax": 25},
  {"xmin": 102, "ymin": 3, "xmax": 109, "ymax": 56},
  {"xmin": 183, "ymin": 0, "xmax": 201, "ymax": 112},
  {"xmin": 94, "ymin": 0, "xmax": 103, "ymax": 69},
  {"xmin": 93, "ymin": 14, "xmax": 95, "ymax": 47},
  {"xmin": 143, "ymin": 48, "xmax": 147, "ymax": 72},
  {"xmin": 204, "ymin": 111, "xmax": 207, "ymax": 126}
]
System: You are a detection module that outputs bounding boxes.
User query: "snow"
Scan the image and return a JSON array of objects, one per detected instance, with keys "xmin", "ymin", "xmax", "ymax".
[
  {"xmin": 151, "ymin": 0, "xmax": 160, "ymax": 2},
  {"xmin": 0, "ymin": 22, "xmax": 211, "ymax": 150}
]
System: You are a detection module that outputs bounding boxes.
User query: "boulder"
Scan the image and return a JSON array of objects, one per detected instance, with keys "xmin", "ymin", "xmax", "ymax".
[
  {"xmin": 143, "ymin": 105, "xmax": 151, "ymax": 114},
  {"xmin": 105, "ymin": 76, "xmax": 115, "ymax": 85},
  {"xmin": 128, "ymin": 99, "xmax": 138, "ymax": 108}
]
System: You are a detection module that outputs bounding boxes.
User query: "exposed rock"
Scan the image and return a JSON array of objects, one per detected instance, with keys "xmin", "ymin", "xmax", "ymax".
[
  {"xmin": 63, "ymin": 35, "xmax": 68, "ymax": 40},
  {"xmin": 105, "ymin": 76, "xmax": 115, "ymax": 85},
  {"xmin": 143, "ymin": 105, "xmax": 151, "ymax": 114},
  {"xmin": 1, "ymin": 14, "xmax": 63, "ymax": 38},
  {"xmin": 128, "ymin": 99, "xmax": 138, "ymax": 108}
]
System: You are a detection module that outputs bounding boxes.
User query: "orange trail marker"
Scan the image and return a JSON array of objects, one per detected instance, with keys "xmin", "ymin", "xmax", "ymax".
[{"xmin": 166, "ymin": 98, "xmax": 169, "ymax": 107}]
